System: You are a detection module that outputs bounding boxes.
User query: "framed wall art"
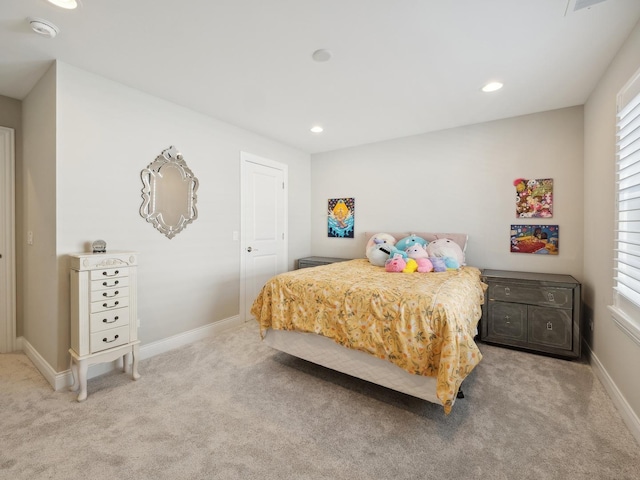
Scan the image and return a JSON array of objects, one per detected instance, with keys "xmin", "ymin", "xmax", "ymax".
[
  {"xmin": 328, "ymin": 198, "xmax": 355, "ymax": 238},
  {"xmin": 514, "ymin": 178, "xmax": 553, "ymax": 218},
  {"xmin": 510, "ymin": 224, "xmax": 558, "ymax": 255}
]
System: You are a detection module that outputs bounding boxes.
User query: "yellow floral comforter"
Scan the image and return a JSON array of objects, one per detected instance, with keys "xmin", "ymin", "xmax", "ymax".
[{"xmin": 251, "ymin": 259, "xmax": 486, "ymax": 413}]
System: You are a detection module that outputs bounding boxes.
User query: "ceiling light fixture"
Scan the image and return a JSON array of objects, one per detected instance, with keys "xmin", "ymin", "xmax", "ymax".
[
  {"xmin": 47, "ymin": 0, "xmax": 78, "ymax": 9},
  {"xmin": 28, "ymin": 17, "xmax": 60, "ymax": 38},
  {"xmin": 310, "ymin": 125, "xmax": 324, "ymax": 134},
  {"xmin": 482, "ymin": 81, "xmax": 504, "ymax": 93}
]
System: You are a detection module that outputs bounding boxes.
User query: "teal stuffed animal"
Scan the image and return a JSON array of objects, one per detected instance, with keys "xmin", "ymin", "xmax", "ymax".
[{"xmin": 395, "ymin": 234, "xmax": 428, "ymax": 252}]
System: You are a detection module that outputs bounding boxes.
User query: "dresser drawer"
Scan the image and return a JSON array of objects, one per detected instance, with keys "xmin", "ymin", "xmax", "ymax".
[
  {"xmin": 90, "ymin": 325, "xmax": 130, "ymax": 353},
  {"xmin": 91, "ymin": 276, "xmax": 129, "ymax": 291},
  {"xmin": 485, "ymin": 301, "xmax": 527, "ymax": 344},
  {"xmin": 90, "ymin": 296, "xmax": 129, "ymax": 314},
  {"xmin": 528, "ymin": 306, "xmax": 572, "ymax": 351},
  {"xmin": 489, "ymin": 283, "xmax": 573, "ymax": 309},
  {"xmin": 90, "ymin": 266, "xmax": 128, "ymax": 281},
  {"xmin": 90, "ymin": 308, "xmax": 130, "ymax": 333},
  {"xmin": 90, "ymin": 286, "xmax": 129, "ymax": 303}
]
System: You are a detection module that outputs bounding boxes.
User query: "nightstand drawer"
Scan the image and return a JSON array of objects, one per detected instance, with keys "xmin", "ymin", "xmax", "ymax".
[
  {"xmin": 528, "ymin": 306, "xmax": 572, "ymax": 350},
  {"xmin": 489, "ymin": 283, "xmax": 573, "ymax": 309},
  {"xmin": 486, "ymin": 301, "xmax": 527, "ymax": 344}
]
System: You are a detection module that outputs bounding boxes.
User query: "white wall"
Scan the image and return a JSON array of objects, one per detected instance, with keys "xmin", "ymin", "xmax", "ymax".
[
  {"xmin": 311, "ymin": 106, "xmax": 584, "ymax": 279},
  {"xmin": 584, "ymin": 21, "xmax": 640, "ymax": 426},
  {"xmin": 21, "ymin": 64, "xmax": 58, "ymax": 367},
  {"xmin": 23, "ymin": 62, "xmax": 311, "ymax": 372}
]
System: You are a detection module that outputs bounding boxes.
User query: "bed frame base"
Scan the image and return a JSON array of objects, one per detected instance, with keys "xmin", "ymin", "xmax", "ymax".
[{"xmin": 263, "ymin": 328, "xmax": 442, "ymax": 406}]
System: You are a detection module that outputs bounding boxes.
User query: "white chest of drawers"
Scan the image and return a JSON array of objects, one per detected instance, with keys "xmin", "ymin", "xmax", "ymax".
[{"xmin": 69, "ymin": 251, "xmax": 141, "ymax": 401}]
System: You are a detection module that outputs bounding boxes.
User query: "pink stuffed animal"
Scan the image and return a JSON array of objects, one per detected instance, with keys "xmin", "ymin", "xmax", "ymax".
[
  {"xmin": 385, "ymin": 254, "xmax": 406, "ymax": 273},
  {"xmin": 405, "ymin": 244, "xmax": 434, "ymax": 273}
]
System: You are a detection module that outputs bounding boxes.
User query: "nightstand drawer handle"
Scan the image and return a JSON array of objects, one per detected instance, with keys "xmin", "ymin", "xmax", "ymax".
[
  {"xmin": 504, "ymin": 287, "xmax": 510, "ymax": 296},
  {"xmin": 103, "ymin": 334, "xmax": 119, "ymax": 343},
  {"xmin": 547, "ymin": 322, "xmax": 553, "ymax": 330},
  {"xmin": 102, "ymin": 301, "xmax": 120, "ymax": 308},
  {"xmin": 504, "ymin": 315, "xmax": 511, "ymax": 325},
  {"xmin": 547, "ymin": 292, "xmax": 555, "ymax": 302},
  {"xmin": 102, "ymin": 316, "xmax": 119, "ymax": 324},
  {"xmin": 102, "ymin": 290, "xmax": 120, "ymax": 298},
  {"xmin": 102, "ymin": 280, "xmax": 119, "ymax": 287},
  {"xmin": 102, "ymin": 270, "xmax": 119, "ymax": 277}
]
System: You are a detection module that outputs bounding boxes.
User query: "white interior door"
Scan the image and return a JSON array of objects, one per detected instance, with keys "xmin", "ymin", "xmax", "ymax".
[
  {"xmin": 240, "ymin": 152, "xmax": 288, "ymax": 321},
  {"xmin": 0, "ymin": 126, "xmax": 16, "ymax": 353}
]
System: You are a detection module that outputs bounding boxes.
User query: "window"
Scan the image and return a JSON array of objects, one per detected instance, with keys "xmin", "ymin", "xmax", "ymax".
[{"xmin": 611, "ymin": 68, "xmax": 640, "ymax": 346}]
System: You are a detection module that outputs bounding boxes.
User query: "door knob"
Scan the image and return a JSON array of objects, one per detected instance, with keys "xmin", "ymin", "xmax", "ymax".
[{"xmin": 247, "ymin": 246, "xmax": 252, "ymax": 252}]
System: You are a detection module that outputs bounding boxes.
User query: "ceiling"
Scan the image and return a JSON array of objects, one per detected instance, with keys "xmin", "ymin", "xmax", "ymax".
[{"xmin": 2, "ymin": 0, "xmax": 640, "ymax": 154}]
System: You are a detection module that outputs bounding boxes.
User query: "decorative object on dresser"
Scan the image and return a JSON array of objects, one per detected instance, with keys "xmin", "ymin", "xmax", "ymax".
[
  {"xmin": 68, "ymin": 251, "xmax": 140, "ymax": 401},
  {"xmin": 140, "ymin": 145, "xmax": 199, "ymax": 239},
  {"xmin": 297, "ymin": 256, "xmax": 350, "ymax": 269},
  {"xmin": 481, "ymin": 269, "xmax": 581, "ymax": 359}
]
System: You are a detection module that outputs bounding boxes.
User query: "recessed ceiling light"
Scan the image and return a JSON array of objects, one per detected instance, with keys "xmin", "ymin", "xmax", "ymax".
[
  {"xmin": 312, "ymin": 49, "xmax": 332, "ymax": 62},
  {"xmin": 310, "ymin": 125, "xmax": 324, "ymax": 134},
  {"xmin": 47, "ymin": 0, "xmax": 78, "ymax": 9},
  {"xmin": 28, "ymin": 17, "xmax": 60, "ymax": 38},
  {"xmin": 482, "ymin": 81, "xmax": 504, "ymax": 93}
]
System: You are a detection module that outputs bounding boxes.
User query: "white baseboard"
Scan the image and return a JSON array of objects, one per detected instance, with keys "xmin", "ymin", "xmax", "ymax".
[
  {"xmin": 586, "ymin": 343, "xmax": 640, "ymax": 446},
  {"xmin": 20, "ymin": 315, "xmax": 244, "ymax": 392},
  {"xmin": 21, "ymin": 337, "xmax": 70, "ymax": 392}
]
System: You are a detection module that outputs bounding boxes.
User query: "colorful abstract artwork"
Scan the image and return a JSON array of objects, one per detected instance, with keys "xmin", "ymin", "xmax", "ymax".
[
  {"xmin": 514, "ymin": 178, "xmax": 553, "ymax": 218},
  {"xmin": 510, "ymin": 225, "xmax": 559, "ymax": 255},
  {"xmin": 328, "ymin": 198, "xmax": 355, "ymax": 238}
]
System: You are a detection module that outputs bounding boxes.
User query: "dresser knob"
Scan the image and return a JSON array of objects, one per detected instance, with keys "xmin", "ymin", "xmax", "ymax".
[
  {"xmin": 102, "ymin": 270, "xmax": 119, "ymax": 277},
  {"xmin": 102, "ymin": 290, "xmax": 120, "ymax": 298},
  {"xmin": 504, "ymin": 287, "xmax": 510, "ymax": 296},
  {"xmin": 103, "ymin": 334, "xmax": 119, "ymax": 343},
  {"xmin": 102, "ymin": 280, "xmax": 119, "ymax": 287},
  {"xmin": 102, "ymin": 301, "xmax": 120, "ymax": 308}
]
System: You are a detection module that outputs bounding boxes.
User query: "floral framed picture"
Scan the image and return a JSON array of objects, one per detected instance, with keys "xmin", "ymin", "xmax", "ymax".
[
  {"xmin": 514, "ymin": 178, "xmax": 553, "ymax": 218},
  {"xmin": 510, "ymin": 224, "xmax": 559, "ymax": 255},
  {"xmin": 328, "ymin": 198, "xmax": 355, "ymax": 238}
]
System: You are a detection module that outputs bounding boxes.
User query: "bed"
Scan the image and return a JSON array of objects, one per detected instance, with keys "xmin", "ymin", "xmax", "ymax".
[{"xmin": 251, "ymin": 232, "xmax": 486, "ymax": 413}]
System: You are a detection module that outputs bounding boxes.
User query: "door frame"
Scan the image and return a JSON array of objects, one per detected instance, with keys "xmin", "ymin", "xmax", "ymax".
[
  {"xmin": 1, "ymin": 126, "xmax": 16, "ymax": 353},
  {"xmin": 239, "ymin": 151, "xmax": 288, "ymax": 321}
]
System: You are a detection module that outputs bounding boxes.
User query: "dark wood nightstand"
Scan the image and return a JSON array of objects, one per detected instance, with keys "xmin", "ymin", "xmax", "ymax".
[
  {"xmin": 481, "ymin": 269, "xmax": 581, "ymax": 359},
  {"xmin": 297, "ymin": 256, "xmax": 350, "ymax": 269}
]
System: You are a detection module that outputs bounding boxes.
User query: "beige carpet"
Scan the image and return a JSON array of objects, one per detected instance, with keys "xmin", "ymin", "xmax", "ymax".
[{"xmin": 1, "ymin": 321, "xmax": 639, "ymax": 480}]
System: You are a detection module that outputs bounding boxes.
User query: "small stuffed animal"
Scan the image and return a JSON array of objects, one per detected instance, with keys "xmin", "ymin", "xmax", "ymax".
[
  {"xmin": 385, "ymin": 254, "xmax": 406, "ymax": 272},
  {"xmin": 395, "ymin": 234, "xmax": 428, "ymax": 252},
  {"xmin": 387, "ymin": 245, "xmax": 408, "ymax": 260},
  {"xmin": 402, "ymin": 258, "xmax": 418, "ymax": 273},
  {"xmin": 366, "ymin": 233, "xmax": 397, "ymax": 266},
  {"xmin": 426, "ymin": 238, "xmax": 465, "ymax": 267},
  {"xmin": 367, "ymin": 243, "xmax": 394, "ymax": 267},
  {"xmin": 366, "ymin": 233, "xmax": 396, "ymax": 253},
  {"xmin": 405, "ymin": 244, "xmax": 433, "ymax": 272},
  {"xmin": 430, "ymin": 257, "xmax": 447, "ymax": 272}
]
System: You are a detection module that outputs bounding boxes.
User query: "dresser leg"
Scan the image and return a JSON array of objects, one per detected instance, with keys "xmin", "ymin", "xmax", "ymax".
[
  {"xmin": 76, "ymin": 360, "xmax": 88, "ymax": 402},
  {"xmin": 131, "ymin": 344, "xmax": 140, "ymax": 381},
  {"xmin": 69, "ymin": 357, "xmax": 79, "ymax": 392}
]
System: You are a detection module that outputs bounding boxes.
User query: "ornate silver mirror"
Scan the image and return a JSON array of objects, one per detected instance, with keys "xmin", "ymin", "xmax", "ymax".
[{"xmin": 140, "ymin": 146, "xmax": 199, "ymax": 239}]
